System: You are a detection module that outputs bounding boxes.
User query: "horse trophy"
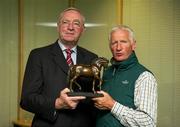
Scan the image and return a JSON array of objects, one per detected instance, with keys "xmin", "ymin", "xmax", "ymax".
[{"xmin": 67, "ymin": 57, "xmax": 109, "ymax": 97}]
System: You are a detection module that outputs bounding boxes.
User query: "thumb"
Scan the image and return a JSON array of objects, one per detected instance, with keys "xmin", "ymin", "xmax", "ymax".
[{"xmin": 62, "ymin": 88, "xmax": 70, "ymax": 94}]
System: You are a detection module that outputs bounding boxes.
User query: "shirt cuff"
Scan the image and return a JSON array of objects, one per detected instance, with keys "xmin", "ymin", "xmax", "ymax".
[{"xmin": 111, "ymin": 101, "xmax": 124, "ymax": 117}]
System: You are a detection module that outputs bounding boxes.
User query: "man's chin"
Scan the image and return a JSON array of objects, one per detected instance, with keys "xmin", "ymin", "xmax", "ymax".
[
  {"xmin": 61, "ymin": 40, "xmax": 78, "ymax": 46},
  {"xmin": 63, "ymin": 37, "xmax": 77, "ymax": 42},
  {"xmin": 114, "ymin": 56, "xmax": 125, "ymax": 61}
]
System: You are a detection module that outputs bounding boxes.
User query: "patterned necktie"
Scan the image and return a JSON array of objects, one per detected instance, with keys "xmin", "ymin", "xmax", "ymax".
[{"xmin": 66, "ymin": 48, "xmax": 73, "ymax": 66}]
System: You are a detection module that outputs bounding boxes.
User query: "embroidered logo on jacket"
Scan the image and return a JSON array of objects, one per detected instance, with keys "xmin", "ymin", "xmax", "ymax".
[{"xmin": 122, "ymin": 80, "xmax": 129, "ymax": 85}]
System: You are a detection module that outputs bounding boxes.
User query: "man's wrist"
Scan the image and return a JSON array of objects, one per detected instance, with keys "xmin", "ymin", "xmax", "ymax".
[{"xmin": 55, "ymin": 98, "xmax": 63, "ymax": 109}]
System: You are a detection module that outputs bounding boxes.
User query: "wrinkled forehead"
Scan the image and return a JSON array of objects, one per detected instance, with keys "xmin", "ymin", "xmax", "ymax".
[{"xmin": 111, "ymin": 29, "xmax": 129, "ymax": 38}]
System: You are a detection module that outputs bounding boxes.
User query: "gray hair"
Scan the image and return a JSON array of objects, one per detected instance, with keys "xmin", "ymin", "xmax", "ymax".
[
  {"xmin": 57, "ymin": 7, "xmax": 85, "ymax": 25},
  {"xmin": 109, "ymin": 25, "xmax": 136, "ymax": 42}
]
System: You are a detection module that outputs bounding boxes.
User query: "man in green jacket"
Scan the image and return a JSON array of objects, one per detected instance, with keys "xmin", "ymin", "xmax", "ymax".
[{"xmin": 93, "ymin": 25, "xmax": 157, "ymax": 127}]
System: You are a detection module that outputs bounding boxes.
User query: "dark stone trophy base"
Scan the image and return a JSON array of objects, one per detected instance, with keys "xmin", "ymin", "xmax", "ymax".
[{"xmin": 67, "ymin": 92, "xmax": 103, "ymax": 98}]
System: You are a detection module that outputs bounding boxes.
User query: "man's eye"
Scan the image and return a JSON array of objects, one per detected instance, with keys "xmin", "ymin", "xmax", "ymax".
[
  {"xmin": 62, "ymin": 20, "xmax": 69, "ymax": 24},
  {"xmin": 111, "ymin": 41, "xmax": 117, "ymax": 45},
  {"xmin": 73, "ymin": 22, "xmax": 81, "ymax": 27}
]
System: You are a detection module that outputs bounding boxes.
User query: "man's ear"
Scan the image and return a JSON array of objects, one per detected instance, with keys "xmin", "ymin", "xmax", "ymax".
[
  {"xmin": 132, "ymin": 41, "xmax": 136, "ymax": 51},
  {"xmin": 57, "ymin": 23, "xmax": 59, "ymax": 32},
  {"xmin": 82, "ymin": 25, "xmax": 86, "ymax": 34}
]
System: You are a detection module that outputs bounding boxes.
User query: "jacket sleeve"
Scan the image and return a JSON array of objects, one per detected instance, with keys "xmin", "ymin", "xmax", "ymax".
[{"xmin": 20, "ymin": 49, "xmax": 58, "ymax": 122}]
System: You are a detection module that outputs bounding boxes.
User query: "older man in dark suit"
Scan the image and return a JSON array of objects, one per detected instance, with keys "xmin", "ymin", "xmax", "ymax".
[{"xmin": 20, "ymin": 7, "xmax": 98, "ymax": 127}]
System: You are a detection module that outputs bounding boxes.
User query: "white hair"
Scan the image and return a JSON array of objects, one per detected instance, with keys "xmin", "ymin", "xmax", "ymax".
[
  {"xmin": 109, "ymin": 25, "xmax": 136, "ymax": 43},
  {"xmin": 57, "ymin": 7, "xmax": 85, "ymax": 25}
]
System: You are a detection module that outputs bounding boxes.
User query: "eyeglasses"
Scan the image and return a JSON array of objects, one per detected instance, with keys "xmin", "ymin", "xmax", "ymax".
[{"xmin": 60, "ymin": 19, "xmax": 83, "ymax": 28}]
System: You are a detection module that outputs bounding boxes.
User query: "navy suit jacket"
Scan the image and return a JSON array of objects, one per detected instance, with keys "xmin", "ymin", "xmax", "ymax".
[{"xmin": 20, "ymin": 40, "xmax": 98, "ymax": 127}]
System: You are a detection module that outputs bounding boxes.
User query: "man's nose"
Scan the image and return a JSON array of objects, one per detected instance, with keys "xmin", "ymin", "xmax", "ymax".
[
  {"xmin": 67, "ymin": 23, "xmax": 74, "ymax": 30},
  {"xmin": 116, "ymin": 43, "xmax": 122, "ymax": 50}
]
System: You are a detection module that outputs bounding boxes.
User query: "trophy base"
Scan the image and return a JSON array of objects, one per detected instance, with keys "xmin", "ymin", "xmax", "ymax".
[{"xmin": 67, "ymin": 92, "xmax": 103, "ymax": 98}]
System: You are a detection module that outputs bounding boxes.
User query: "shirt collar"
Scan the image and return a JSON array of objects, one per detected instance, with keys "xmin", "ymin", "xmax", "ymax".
[{"xmin": 58, "ymin": 39, "xmax": 77, "ymax": 53}]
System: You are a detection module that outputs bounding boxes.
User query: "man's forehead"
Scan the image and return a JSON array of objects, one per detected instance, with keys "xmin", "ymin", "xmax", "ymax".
[
  {"xmin": 61, "ymin": 11, "xmax": 82, "ymax": 20},
  {"xmin": 63, "ymin": 10, "xmax": 81, "ymax": 16}
]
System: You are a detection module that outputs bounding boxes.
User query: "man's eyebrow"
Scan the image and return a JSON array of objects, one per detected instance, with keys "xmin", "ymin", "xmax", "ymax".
[
  {"xmin": 73, "ymin": 19, "xmax": 81, "ymax": 22},
  {"xmin": 120, "ymin": 40, "xmax": 127, "ymax": 42}
]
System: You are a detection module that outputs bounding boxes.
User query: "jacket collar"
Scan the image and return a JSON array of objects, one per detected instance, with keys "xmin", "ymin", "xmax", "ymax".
[
  {"xmin": 50, "ymin": 40, "xmax": 69, "ymax": 74},
  {"xmin": 49, "ymin": 40, "xmax": 86, "ymax": 74},
  {"xmin": 110, "ymin": 51, "xmax": 139, "ymax": 70}
]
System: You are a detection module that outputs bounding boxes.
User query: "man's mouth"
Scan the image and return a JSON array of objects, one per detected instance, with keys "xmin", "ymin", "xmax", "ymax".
[
  {"xmin": 116, "ymin": 52, "xmax": 122, "ymax": 56},
  {"xmin": 65, "ymin": 32, "xmax": 74, "ymax": 35}
]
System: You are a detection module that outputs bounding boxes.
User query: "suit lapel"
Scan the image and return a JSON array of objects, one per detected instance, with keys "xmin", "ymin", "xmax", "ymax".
[
  {"xmin": 77, "ymin": 46, "xmax": 84, "ymax": 64},
  {"xmin": 50, "ymin": 41, "xmax": 69, "ymax": 74},
  {"xmin": 77, "ymin": 46, "xmax": 86, "ymax": 64},
  {"xmin": 50, "ymin": 44, "xmax": 89, "ymax": 74}
]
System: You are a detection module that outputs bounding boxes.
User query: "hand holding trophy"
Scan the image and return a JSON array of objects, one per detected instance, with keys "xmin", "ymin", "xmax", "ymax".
[{"xmin": 67, "ymin": 57, "xmax": 109, "ymax": 97}]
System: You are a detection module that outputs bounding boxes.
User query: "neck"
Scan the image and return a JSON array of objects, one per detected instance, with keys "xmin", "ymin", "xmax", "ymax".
[{"xmin": 59, "ymin": 39, "xmax": 77, "ymax": 49}]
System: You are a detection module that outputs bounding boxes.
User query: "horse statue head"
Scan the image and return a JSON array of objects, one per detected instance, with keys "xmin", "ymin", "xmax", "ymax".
[
  {"xmin": 68, "ymin": 57, "xmax": 109, "ymax": 94},
  {"xmin": 91, "ymin": 57, "xmax": 109, "ymax": 70}
]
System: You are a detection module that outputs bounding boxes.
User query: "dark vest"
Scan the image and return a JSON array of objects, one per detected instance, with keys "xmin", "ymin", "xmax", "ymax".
[{"xmin": 96, "ymin": 52, "xmax": 150, "ymax": 127}]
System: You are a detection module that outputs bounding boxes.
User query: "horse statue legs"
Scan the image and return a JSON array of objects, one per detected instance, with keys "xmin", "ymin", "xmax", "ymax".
[
  {"xmin": 92, "ymin": 76, "xmax": 103, "ymax": 93},
  {"xmin": 69, "ymin": 74, "xmax": 82, "ymax": 92}
]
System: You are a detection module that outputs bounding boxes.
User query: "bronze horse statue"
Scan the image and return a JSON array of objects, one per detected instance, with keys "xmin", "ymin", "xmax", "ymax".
[{"xmin": 68, "ymin": 57, "xmax": 109, "ymax": 93}]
